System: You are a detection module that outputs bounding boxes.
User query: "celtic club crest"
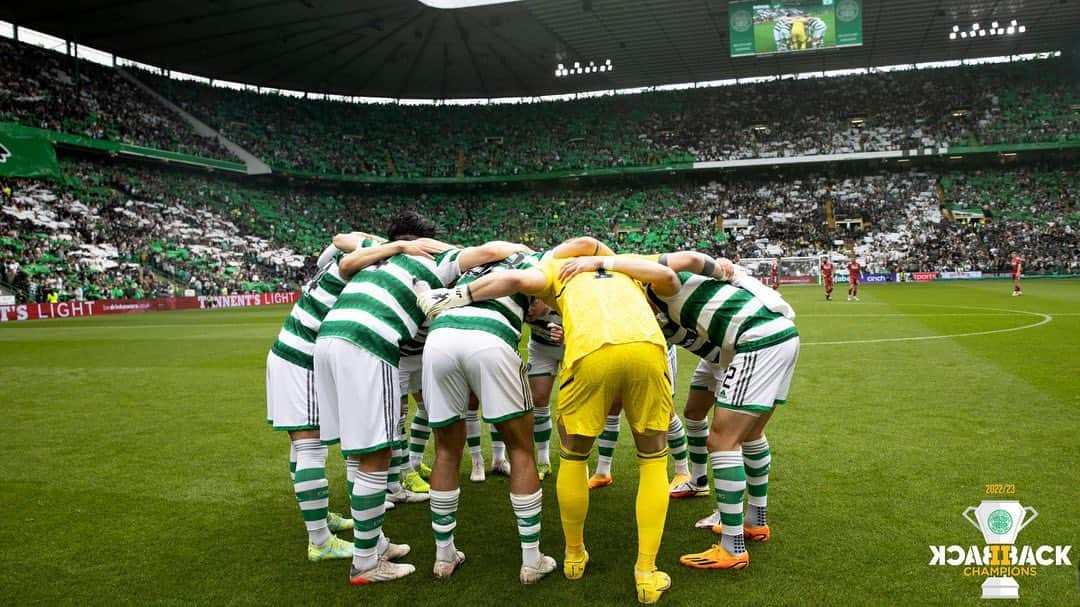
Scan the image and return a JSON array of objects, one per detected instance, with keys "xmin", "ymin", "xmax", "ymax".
[
  {"xmin": 730, "ymin": 9, "xmax": 752, "ymax": 32},
  {"xmin": 836, "ymin": 0, "xmax": 860, "ymax": 22}
]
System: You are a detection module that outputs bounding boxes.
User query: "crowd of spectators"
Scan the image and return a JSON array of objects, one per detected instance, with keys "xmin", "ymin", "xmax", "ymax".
[
  {"xmin": 2, "ymin": 35, "xmax": 1075, "ymax": 180},
  {"xmin": 0, "ymin": 161, "xmax": 304, "ymax": 303},
  {"xmin": 0, "ymin": 38, "xmax": 235, "ymax": 161},
  {"xmin": 135, "ymin": 69, "xmax": 692, "ymax": 178},
  {"xmin": 4, "ymin": 157, "xmax": 1074, "ymax": 304},
  {"xmin": 135, "ymin": 58, "xmax": 1075, "ymax": 178}
]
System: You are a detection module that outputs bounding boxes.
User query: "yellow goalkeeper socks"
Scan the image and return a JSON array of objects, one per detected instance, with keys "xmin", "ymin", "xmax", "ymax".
[
  {"xmin": 557, "ymin": 446, "xmax": 590, "ymax": 556},
  {"xmin": 635, "ymin": 448, "xmax": 670, "ymax": 572}
]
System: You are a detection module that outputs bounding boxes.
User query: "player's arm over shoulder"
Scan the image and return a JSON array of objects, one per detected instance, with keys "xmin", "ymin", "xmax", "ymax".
[
  {"xmin": 551, "ymin": 236, "xmax": 615, "ymax": 258},
  {"xmin": 456, "ymin": 240, "xmax": 532, "ymax": 272},
  {"xmin": 557, "ymin": 255, "xmax": 680, "ymax": 297},
  {"xmin": 656, "ymin": 250, "xmax": 737, "ymax": 281},
  {"xmin": 466, "ymin": 266, "xmax": 549, "ymax": 301}
]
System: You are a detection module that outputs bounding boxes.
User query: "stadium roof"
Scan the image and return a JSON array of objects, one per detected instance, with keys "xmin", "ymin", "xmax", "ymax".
[{"xmin": 2, "ymin": 0, "xmax": 1077, "ymax": 100}]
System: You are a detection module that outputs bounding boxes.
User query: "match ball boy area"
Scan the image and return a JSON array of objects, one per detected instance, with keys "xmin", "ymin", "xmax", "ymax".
[{"xmin": 1, "ymin": 280, "xmax": 1076, "ymax": 605}]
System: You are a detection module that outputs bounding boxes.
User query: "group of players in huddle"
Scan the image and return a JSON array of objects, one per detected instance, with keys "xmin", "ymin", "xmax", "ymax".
[
  {"xmin": 265, "ymin": 211, "xmax": 800, "ymax": 604},
  {"xmin": 772, "ymin": 10, "xmax": 828, "ymax": 51}
]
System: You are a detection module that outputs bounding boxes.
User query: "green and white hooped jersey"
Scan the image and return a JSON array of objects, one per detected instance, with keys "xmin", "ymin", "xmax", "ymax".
[
  {"xmin": 399, "ymin": 326, "xmax": 428, "ymax": 358},
  {"xmin": 648, "ymin": 272, "xmax": 798, "ymax": 354},
  {"xmin": 270, "ymin": 239, "xmax": 379, "ymax": 370},
  {"xmin": 656, "ymin": 312, "xmax": 722, "ymax": 364},
  {"xmin": 319, "ymin": 249, "xmax": 463, "ymax": 366},
  {"xmin": 429, "ymin": 251, "xmax": 536, "ymax": 352}
]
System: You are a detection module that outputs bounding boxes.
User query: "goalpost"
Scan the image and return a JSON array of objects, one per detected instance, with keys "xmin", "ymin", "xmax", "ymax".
[{"xmin": 737, "ymin": 256, "xmax": 820, "ymax": 286}]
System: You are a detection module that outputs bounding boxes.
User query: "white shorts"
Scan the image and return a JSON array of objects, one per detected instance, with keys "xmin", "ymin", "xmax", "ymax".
[
  {"xmin": 399, "ymin": 354, "xmax": 423, "ymax": 397},
  {"xmin": 423, "ymin": 328, "xmax": 532, "ymax": 428},
  {"xmin": 314, "ymin": 338, "xmax": 400, "ymax": 454},
  {"xmin": 715, "ymin": 337, "xmax": 800, "ymax": 415},
  {"xmin": 266, "ymin": 351, "xmax": 318, "ymax": 431},
  {"xmin": 690, "ymin": 357, "xmax": 719, "ymax": 393},
  {"xmin": 526, "ymin": 340, "xmax": 563, "ymax": 377},
  {"xmin": 666, "ymin": 345, "xmax": 678, "ymax": 396}
]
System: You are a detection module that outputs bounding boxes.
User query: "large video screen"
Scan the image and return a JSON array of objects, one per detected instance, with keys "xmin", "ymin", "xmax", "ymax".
[{"xmin": 729, "ymin": 0, "xmax": 862, "ymax": 57}]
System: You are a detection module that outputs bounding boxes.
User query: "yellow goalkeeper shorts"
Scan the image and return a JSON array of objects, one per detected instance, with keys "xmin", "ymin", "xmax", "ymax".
[{"xmin": 555, "ymin": 342, "xmax": 673, "ymax": 437}]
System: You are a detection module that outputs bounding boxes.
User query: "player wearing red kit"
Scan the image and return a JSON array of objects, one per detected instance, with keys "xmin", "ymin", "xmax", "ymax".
[
  {"xmin": 821, "ymin": 258, "xmax": 835, "ymax": 301},
  {"xmin": 847, "ymin": 256, "xmax": 861, "ymax": 301},
  {"xmin": 1011, "ymin": 252, "xmax": 1023, "ymax": 296},
  {"xmin": 771, "ymin": 257, "xmax": 781, "ymax": 291}
]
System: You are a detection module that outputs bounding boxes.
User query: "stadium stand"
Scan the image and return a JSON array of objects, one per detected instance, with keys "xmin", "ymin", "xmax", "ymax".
[
  {"xmin": 1, "ymin": 160, "xmax": 303, "ymax": 302},
  {"xmin": 1, "ymin": 35, "xmax": 1074, "ymax": 179},
  {"xmin": 3, "ymin": 156, "xmax": 1075, "ymax": 303},
  {"xmin": 127, "ymin": 54, "xmax": 1073, "ymax": 177},
  {"xmin": 0, "ymin": 38, "xmax": 236, "ymax": 161}
]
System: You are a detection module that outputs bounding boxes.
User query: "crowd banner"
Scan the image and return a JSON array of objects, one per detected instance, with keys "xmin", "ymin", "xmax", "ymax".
[
  {"xmin": 0, "ymin": 123, "xmax": 61, "ymax": 179},
  {"xmin": 912, "ymin": 272, "xmax": 938, "ymax": 282},
  {"xmin": 938, "ymin": 271, "xmax": 983, "ymax": 280},
  {"xmin": 0, "ymin": 292, "xmax": 299, "ymax": 322}
]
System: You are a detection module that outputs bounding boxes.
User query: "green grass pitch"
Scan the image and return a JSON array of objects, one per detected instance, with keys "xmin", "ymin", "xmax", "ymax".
[{"xmin": 1, "ymin": 279, "xmax": 1077, "ymax": 605}]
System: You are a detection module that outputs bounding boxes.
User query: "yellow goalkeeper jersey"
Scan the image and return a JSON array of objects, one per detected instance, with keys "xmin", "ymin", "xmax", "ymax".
[{"xmin": 535, "ymin": 258, "xmax": 666, "ymax": 370}]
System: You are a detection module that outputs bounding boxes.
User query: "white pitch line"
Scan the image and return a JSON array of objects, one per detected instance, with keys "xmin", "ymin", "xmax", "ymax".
[
  {"xmin": 797, "ymin": 313, "xmax": 1027, "ymax": 317},
  {"xmin": 801, "ymin": 305, "xmax": 1053, "ymax": 346}
]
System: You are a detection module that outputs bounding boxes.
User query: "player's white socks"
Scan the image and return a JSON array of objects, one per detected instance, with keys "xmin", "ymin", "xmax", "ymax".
[
  {"xmin": 387, "ymin": 415, "xmax": 407, "ymax": 493},
  {"xmin": 594, "ymin": 415, "xmax": 621, "ymax": 477},
  {"xmin": 710, "ymin": 450, "xmax": 746, "ymax": 555},
  {"xmin": 465, "ymin": 411, "xmax": 483, "ymax": 466},
  {"xmin": 345, "ymin": 458, "xmax": 359, "ymax": 497},
  {"xmin": 742, "ymin": 436, "xmax": 771, "ymax": 528},
  {"xmin": 510, "ymin": 490, "xmax": 543, "ymax": 567},
  {"xmin": 491, "ymin": 428, "xmax": 506, "ymax": 465},
  {"xmin": 667, "ymin": 416, "xmax": 689, "ymax": 476},
  {"xmin": 685, "ymin": 417, "xmax": 710, "ymax": 486},
  {"xmin": 352, "ymin": 470, "xmax": 389, "ymax": 572},
  {"xmin": 288, "ymin": 442, "xmax": 298, "ymax": 479},
  {"xmin": 292, "ymin": 438, "xmax": 332, "ymax": 547},
  {"xmin": 533, "ymin": 406, "xmax": 552, "ymax": 466},
  {"xmin": 430, "ymin": 488, "xmax": 460, "ymax": 562},
  {"xmin": 409, "ymin": 403, "xmax": 431, "ymax": 472}
]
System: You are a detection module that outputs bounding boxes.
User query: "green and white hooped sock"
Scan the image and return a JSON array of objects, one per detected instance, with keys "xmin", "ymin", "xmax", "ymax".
[
  {"xmin": 685, "ymin": 417, "xmax": 710, "ymax": 486},
  {"xmin": 388, "ymin": 415, "xmax": 407, "ymax": 492},
  {"xmin": 430, "ymin": 488, "xmax": 460, "ymax": 562},
  {"xmin": 711, "ymin": 450, "xmax": 746, "ymax": 555},
  {"xmin": 292, "ymin": 438, "xmax": 331, "ymax": 546},
  {"xmin": 351, "ymin": 470, "xmax": 388, "ymax": 572},
  {"xmin": 511, "ymin": 490, "xmax": 543, "ymax": 567},
  {"xmin": 667, "ymin": 416, "xmax": 689, "ymax": 476},
  {"xmin": 742, "ymin": 436, "xmax": 771, "ymax": 527},
  {"xmin": 345, "ymin": 458, "xmax": 359, "ymax": 498},
  {"xmin": 288, "ymin": 442, "xmax": 298, "ymax": 479},
  {"xmin": 465, "ymin": 411, "xmax": 483, "ymax": 466},
  {"xmin": 533, "ymin": 406, "xmax": 552, "ymax": 466},
  {"xmin": 491, "ymin": 428, "xmax": 506, "ymax": 464},
  {"xmin": 594, "ymin": 415, "xmax": 621, "ymax": 477},
  {"xmin": 409, "ymin": 403, "xmax": 431, "ymax": 471}
]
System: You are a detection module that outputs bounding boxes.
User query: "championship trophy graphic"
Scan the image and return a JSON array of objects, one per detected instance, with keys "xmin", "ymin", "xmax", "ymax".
[{"xmin": 962, "ymin": 500, "xmax": 1038, "ymax": 599}]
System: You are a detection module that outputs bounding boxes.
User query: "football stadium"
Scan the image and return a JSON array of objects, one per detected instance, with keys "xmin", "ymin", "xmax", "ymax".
[{"xmin": 0, "ymin": 1, "xmax": 1077, "ymax": 605}]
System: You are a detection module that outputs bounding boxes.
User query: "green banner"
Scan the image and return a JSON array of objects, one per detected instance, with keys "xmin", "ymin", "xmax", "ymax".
[
  {"xmin": 834, "ymin": 0, "xmax": 863, "ymax": 46},
  {"xmin": 729, "ymin": 3, "xmax": 757, "ymax": 56},
  {"xmin": 0, "ymin": 124, "xmax": 60, "ymax": 179},
  {"xmin": 0, "ymin": 121, "xmax": 247, "ymax": 174}
]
